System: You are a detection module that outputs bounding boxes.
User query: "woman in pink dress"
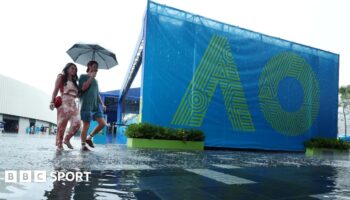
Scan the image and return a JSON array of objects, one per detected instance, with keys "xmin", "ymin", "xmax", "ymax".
[{"xmin": 50, "ymin": 63, "xmax": 81, "ymax": 151}]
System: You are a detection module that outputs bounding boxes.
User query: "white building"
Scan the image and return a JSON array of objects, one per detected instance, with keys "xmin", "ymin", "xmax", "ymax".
[{"xmin": 0, "ymin": 74, "xmax": 56, "ymax": 134}]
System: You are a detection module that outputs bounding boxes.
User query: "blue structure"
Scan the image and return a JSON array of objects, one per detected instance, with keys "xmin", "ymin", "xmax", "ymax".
[
  {"xmin": 101, "ymin": 88, "xmax": 140, "ymax": 123},
  {"xmin": 101, "ymin": 88, "xmax": 140, "ymax": 144},
  {"xmin": 119, "ymin": 1, "xmax": 339, "ymax": 151}
]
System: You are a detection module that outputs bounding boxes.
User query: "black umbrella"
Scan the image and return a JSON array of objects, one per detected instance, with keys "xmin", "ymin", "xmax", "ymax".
[{"xmin": 66, "ymin": 43, "xmax": 118, "ymax": 69}]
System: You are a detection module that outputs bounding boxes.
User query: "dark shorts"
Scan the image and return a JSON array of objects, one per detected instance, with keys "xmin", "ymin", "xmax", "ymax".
[{"xmin": 80, "ymin": 110, "xmax": 103, "ymax": 122}]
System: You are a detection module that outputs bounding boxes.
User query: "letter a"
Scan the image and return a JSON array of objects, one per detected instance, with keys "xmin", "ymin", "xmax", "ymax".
[{"xmin": 172, "ymin": 35, "xmax": 255, "ymax": 131}]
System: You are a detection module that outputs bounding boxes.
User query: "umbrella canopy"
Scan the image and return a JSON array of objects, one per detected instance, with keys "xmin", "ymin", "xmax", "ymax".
[{"xmin": 67, "ymin": 43, "xmax": 118, "ymax": 69}]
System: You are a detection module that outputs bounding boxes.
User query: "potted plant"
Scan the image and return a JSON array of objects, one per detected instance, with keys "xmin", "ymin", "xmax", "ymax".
[
  {"xmin": 304, "ymin": 137, "xmax": 350, "ymax": 156},
  {"xmin": 125, "ymin": 123, "xmax": 205, "ymax": 150}
]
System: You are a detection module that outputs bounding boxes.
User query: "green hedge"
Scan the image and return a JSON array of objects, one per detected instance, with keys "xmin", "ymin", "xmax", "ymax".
[
  {"xmin": 125, "ymin": 123, "xmax": 205, "ymax": 141},
  {"xmin": 304, "ymin": 138, "xmax": 350, "ymax": 150}
]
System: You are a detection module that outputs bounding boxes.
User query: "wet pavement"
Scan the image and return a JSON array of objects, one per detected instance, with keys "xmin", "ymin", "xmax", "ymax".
[{"xmin": 0, "ymin": 133, "xmax": 350, "ymax": 199}]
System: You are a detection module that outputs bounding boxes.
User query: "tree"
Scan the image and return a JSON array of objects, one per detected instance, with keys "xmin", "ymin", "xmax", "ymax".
[{"xmin": 339, "ymin": 85, "xmax": 350, "ymax": 137}]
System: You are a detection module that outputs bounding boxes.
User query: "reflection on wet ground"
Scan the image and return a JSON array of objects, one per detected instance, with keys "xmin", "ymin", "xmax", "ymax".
[{"xmin": 0, "ymin": 134, "xmax": 350, "ymax": 199}]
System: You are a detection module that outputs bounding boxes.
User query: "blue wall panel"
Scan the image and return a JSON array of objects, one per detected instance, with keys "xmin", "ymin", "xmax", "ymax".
[{"xmin": 141, "ymin": 2, "xmax": 339, "ymax": 151}]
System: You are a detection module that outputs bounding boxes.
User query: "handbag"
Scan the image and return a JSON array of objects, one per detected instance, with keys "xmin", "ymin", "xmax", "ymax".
[{"xmin": 54, "ymin": 96, "xmax": 62, "ymax": 108}]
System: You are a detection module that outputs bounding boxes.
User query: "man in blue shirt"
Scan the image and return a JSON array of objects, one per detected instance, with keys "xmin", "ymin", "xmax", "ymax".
[{"xmin": 79, "ymin": 61, "xmax": 106, "ymax": 151}]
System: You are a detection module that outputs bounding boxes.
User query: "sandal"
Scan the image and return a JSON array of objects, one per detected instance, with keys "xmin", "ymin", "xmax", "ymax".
[
  {"xmin": 56, "ymin": 145, "xmax": 64, "ymax": 151},
  {"xmin": 81, "ymin": 146, "xmax": 90, "ymax": 151},
  {"xmin": 86, "ymin": 139, "xmax": 95, "ymax": 148},
  {"xmin": 64, "ymin": 140, "xmax": 74, "ymax": 149}
]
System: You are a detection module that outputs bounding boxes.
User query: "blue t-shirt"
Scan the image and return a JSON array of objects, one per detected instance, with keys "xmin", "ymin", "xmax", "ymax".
[{"xmin": 79, "ymin": 74, "xmax": 100, "ymax": 112}]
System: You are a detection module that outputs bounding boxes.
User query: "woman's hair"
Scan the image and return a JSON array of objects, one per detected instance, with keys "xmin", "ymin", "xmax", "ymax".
[
  {"xmin": 62, "ymin": 62, "xmax": 79, "ymax": 90},
  {"xmin": 86, "ymin": 60, "xmax": 99, "ymax": 72}
]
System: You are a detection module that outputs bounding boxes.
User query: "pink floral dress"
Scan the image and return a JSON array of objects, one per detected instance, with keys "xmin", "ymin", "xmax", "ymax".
[{"xmin": 56, "ymin": 79, "xmax": 81, "ymax": 148}]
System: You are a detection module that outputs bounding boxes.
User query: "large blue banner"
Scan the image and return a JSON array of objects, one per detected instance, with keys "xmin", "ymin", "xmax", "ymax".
[{"xmin": 140, "ymin": 2, "xmax": 339, "ymax": 151}]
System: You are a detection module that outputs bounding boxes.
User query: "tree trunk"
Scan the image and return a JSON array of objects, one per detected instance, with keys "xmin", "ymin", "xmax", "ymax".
[{"xmin": 343, "ymin": 106, "xmax": 347, "ymax": 137}]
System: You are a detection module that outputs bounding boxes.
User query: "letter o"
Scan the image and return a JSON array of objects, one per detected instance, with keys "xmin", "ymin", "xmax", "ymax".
[{"xmin": 258, "ymin": 52, "xmax": 320, "ymax": 135}]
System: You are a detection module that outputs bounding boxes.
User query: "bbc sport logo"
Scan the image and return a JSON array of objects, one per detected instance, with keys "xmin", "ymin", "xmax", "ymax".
[{"xmin": 4, "ymin": 170, "xmax": 91, "ymax": 183}]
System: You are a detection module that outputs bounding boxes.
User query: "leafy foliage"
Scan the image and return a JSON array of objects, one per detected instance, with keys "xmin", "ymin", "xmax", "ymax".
[
  {"xmin": 125, "ymin": 123, "xmax": 205, "ymax": 141},
  {"xmin": 304, "ymin": 138, "xmax": 350, "ymax": 150},
  {"xmin": 339, "ymin": 85, "xmax": 350, "ymax": 100}
]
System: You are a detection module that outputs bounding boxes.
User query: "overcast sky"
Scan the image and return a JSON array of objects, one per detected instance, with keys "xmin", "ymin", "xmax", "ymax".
[{"xmin": 0, "ymin": 0, "xmax": 349, "ymax": 96}]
